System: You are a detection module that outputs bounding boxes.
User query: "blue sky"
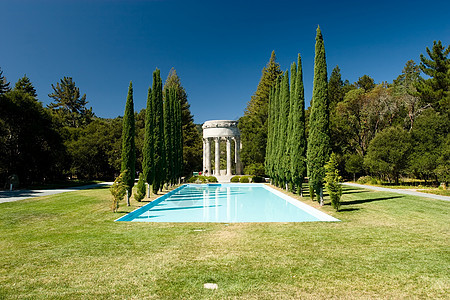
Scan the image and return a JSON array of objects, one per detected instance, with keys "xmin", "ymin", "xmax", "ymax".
[{"xmin": 1, "ymin": 0, "xmax": 449, "ymax": 123}]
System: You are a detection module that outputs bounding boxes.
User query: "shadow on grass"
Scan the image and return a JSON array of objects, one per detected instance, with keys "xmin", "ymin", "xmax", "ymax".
[
  {"xmin": 342, "ymin": 195, "xmax": 403, "ymax": 206},
  {"xmin": 338, "ymin": 208, "xmax": 360, "ymax": 212},
  {"xmin": 342, "ymin": 190, "xmax": 370, "ymax": 195}
]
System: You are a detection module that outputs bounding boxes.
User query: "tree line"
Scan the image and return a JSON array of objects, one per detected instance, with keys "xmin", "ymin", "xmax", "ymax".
[
  {"xmin": 0, "ymin": 68, "xmax": 202, "ymax": 189},
  {"xmin": 241, "ymin": 26, "xmax": 449, "ymax": 201}
]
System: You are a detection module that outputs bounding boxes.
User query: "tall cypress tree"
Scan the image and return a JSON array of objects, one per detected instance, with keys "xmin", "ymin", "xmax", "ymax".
[
  {"xmin": 152, "ymin": 69, "xmax": 164, "ymax": 193},
  {"xmin": 289, "ymin": 54, "xmax": 307, "ymax": 195},
  {"xmin": 284, "ymin": 62, "xmax": 297, "ymax": 189},
  {"xmin": 121, "ymin": 81, "xmax": 136, "ymax": 205},
  {"xmin": 176, "ymin": 92, "xmax": 183, "ymax": 182},
  {"xmin": 239, "ymin": 51, "xmax": 282, "ymax": 174},
  {"xmin": 275, "ymin": 72, "xmax": 290, "ymax": 188},
  {"xmin": 142, "ymin": 86, "xmax": 154, "ymax": 195},
  {"xmin": 307, "ymin": 26, "xmax": 331, "ymax": 205}
]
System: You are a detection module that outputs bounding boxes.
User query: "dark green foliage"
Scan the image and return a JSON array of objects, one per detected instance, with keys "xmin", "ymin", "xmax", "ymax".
[
  {"xmin": 121, "ymin": 81, "xmax": 136, "ymax": 196},
  {"xmin": 240, "ymin": 176, "xmax": 250, "ymax": 183},
  {"xmin": 163, "ymin": 87, "xmax": 173, "ymax": 184},
  {"xmin": 0, "ymin": 89, "xmax": 65, "ymax": 186},
  {"xmin": 275, "ymin": 72, "xmax": 290, "ymax": 185},
  {"xmin": 186, "ymin": 175, "xmax": 216, "ymax": 183},
  {"xmin": 244, "ymin": 162, "xmax": 265, "ymax": 176},
  {"xmin": 143, "ymin": 87, "xmax": 154, "ymax": 187},
  {"xmin": 415, "ymin": 40, "xmax": 450, "ymax": 114},
  {"xmin": 328, "ymin": 65, "xmax": 345, "ymax": 111},
  {"xmin": 345, "ymin": 154, "xmax": 364, "ymax": 181},
  {"xmin": 48, "ymin": 77, "xmax": 94, "ymax": 128},
  {"xmin": 230, "ymin": 176, "xmax": 240, "ymax": 183},
  {"xmin": 325, "ymin": 153, "xmax": 343, "ymax": 211},
  {"xmin": 164, "ymin": 69, "xmax": 201, "ymax": 176},
  {"xmin": 252, "ymin": 175, "xmax": 265, "ymax": 183},
  {"xmin": 207, "ymin": 176, "xmax": 218, "ymax": 183},
  {"xmin": 134, "ymin": 172, "xmax": 146, "ymax": 202},
  {"xmin": 65, "ymin": 119, "xmax": 122, "ymax": 180},
  {"xmin": 14, "ymin": 75, "xmax": 37, "ymax": 97},
  {"xmin": 110, "ymin": 169, "xmax": 128, "ymax": 212},
  {"xmin": 365, "ymin": 126, "xmax": 411, "ymax": 184},
  {"xmin": 152, "ymin": 69, "xmax": 164, "ymax": 193},
  {"xmin": 356, "ymin": 75, "xmax": 375, "ymax": 91},
  {"xmin": 0, "ymin": 67, "xmax": 11, "ymax": 95},
  {"xmin": 307, "ymin": 26, "xmax": 331, "ymax": 204},
  {"xmin": 409, "ymin": 109, "xmax": 448, "ymax": 182},
  {"xmin": 288, "ymin": 54, "xmax": 307, "ymax": 193},
  {"xmin": 240, "ymin": 51, "xmax": 282, "ymax": 172}
]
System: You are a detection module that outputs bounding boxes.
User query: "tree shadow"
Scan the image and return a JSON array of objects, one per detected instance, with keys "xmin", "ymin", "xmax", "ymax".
[
  {"xmin": 342, "ymin": 195, "xmax": 403, "ymax": 206},
  {"xmin": 342, "ymin": 190, "xmax": 370, "ymax": 195},
  {"xmin": 338, "ymin": 208, "xmax": 360, "ymax": 212}
]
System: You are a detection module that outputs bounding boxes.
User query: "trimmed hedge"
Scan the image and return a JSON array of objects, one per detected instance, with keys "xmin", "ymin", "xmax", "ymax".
[{"xmin": 230, "ymin": 176, "xmax": 240, "ymax": 183}]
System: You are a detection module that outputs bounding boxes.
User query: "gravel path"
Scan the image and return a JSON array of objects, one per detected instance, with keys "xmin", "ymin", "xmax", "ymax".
[
  {"xmin": 343, "ymin": 182, "xmax": 450, "ymax": 202},
  {"xmin": 0, "ymin": 182, "xmax": 113, "ymax": 204}
]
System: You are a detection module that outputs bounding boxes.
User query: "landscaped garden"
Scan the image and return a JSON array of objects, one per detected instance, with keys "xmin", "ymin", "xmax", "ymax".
[{"xmin": 0, "ymin": 184, "xmax": 448, "ymax": 299}]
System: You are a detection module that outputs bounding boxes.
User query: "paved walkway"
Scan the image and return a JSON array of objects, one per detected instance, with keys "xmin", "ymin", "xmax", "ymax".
[
  {"xmin": 343, "ymin": 182, "xmax": 450, "ymax": 202},
  {"xmin": 0, "ymin": 182, "xmax": 113, "ymax": 204}
]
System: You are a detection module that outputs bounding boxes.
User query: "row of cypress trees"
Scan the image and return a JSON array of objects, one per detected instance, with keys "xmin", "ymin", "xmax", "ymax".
[
  {"xmin": 266, "ymin": 26, "xmax": 330, "ymax": 204},
  {"xmin": 121, "ymin": 68, "xmax": 183, "ymax": 203}
]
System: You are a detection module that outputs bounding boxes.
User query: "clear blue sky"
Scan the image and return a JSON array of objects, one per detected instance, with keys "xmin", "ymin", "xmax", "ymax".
[{"xmin": 2, "ymin": 0, "xmax": 449, "ymax": 123}]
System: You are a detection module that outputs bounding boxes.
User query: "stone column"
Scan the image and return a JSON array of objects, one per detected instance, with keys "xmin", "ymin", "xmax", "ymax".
[
  {"xmin": 214, "ymin": 137, "xmax": 220, "ymax": 176},
  {"xmin": 205, "ymin": 138, "xmax": 212, "ymax": 175},
  {"xmin": 226, "ymin": 137, "xmax": 232, "ymax": 176},
  {"xmin": 235, "ymin": 137, "xmax": 242, "ymax": 175},
  {"xmin": 202, "ymin": 139, "xmax": 206, "ymax": 173}
]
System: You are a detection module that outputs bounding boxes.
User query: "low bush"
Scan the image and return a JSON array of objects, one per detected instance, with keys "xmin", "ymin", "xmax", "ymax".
[
  {"xmin": 230, "ymin": 176, "xmax": 240, "ymax": 183},
  {"xmin": 240, "ymin": 176, "xmax": 250, "ymax": 183},
  {"xmin": 207, "ymin": 176, "xmax": 218, "ymax": 183},
  {"xmin": 252, "ymin": 176, "xmax": 265, "ymax": 183},
  {"xmin": 187, "ymin": 175, "xmax": 217, "ymax": 183},
  {"xmin": 357, "ymin": 175, "xmax": 379, "ymax": 185}
]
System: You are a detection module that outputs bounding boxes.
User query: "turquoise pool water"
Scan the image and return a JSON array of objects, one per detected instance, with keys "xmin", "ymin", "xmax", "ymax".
[{"xmin": 115, "ymin": 184, "xmax": 339, "ymax": 223}]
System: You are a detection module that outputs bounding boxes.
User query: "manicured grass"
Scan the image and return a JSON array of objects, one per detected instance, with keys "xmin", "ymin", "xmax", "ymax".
[
  {"xmin": 0, "ymin": 185, "xmax": 449, "ymax": 299},
  {"xmin": 351, "ymin": 181, "xmax": 449, "ymax": 196}
]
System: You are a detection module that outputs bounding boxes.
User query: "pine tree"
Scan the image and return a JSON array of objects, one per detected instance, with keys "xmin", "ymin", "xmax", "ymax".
[
  {"xmin": 0, "ymin": 67, "xmax": 11, "ymax": 95},
  {"xmin": 415, "ymin": 40, "xmax": 450, "ymax": 114},
  {"xmin": 152, "ymin": 69, "xmax": 164, "ymax": 193},
  {"xmin": 142, "ymin": 86, "xmax": 154, "ymax": 195},
  {"xmin": 14, "ymin": 75, "xmax": 37, "ymax": 97},
  {"xmin": 48, "ymin": 77, "xmax": 94, "ymax": 128},
  {"xmin": 328, "ymin": 65, "xmax": 344, "ymax": 111},
  {"xmin": 121, "ymin": 81, "xmax": 136, "ymax": 205},
  {"xmin": 240, "ymin": 51, "xmax": 282, "ymax": 174},
  {"xmin": 289, "ymin": 54, "xmax": 307, "ymax": 195},
  {"xmin": 307, "ymin": 26, "xmax": 331, "ymax": 205}
]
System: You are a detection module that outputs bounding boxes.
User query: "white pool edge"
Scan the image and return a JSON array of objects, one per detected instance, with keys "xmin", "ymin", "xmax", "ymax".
[{"xmin": 262, "ymin": 184, "xmax": 340, "ymax": 222}]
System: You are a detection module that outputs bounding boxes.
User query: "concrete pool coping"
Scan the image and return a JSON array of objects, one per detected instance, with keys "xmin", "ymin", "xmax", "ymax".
[{"xmin": 115, "ymin": 183, "xmax": 339, "ymax": 222}]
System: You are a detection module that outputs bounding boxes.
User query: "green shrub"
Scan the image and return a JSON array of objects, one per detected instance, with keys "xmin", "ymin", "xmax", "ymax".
[
  {"xmin": 240, "ymin": 176, "xmax": 250, "ymax": 183},
  {"xmin": 110, "ymin": 170, "xmax": 128, "ymax": 212},
  {"xmin": 134, "ymin": 173, "xmax": 146, "ymax": 202},
  {"xmin": 207, "ymin": 176, "xmax": 218, "ymax": 183},
  {"xmin": 187, "ymin": 175, "xmax": 217, "ymax": 183},
  {"xmin": 230, "ymin": 176, "xmax": 240, "ymax": 183},
  {"xmin": 325, "ymin": 153, "xmax": 343, "ymax": 211},
  {"xmin": 357, "ymin": 175, "xmax": 377, "ymax": 184},
  {"xmin": 243, "ymin": 163, "xmax": 265, "ymax": 176},
  {"xmin": 252, "ymin": 176, "xmax": 265, "ymax": 183}
]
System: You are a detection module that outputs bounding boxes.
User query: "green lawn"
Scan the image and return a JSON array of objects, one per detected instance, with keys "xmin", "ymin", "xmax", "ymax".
[{"xmin": 0, "ymin": 185, "xmax": 449, "ymax": 299}]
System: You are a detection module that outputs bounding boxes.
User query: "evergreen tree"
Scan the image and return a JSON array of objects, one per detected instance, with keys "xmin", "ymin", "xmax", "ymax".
[
  {"xmin": 239, "ymin": 51, "xmax": 282, "ymax": 174},
  {"xmin": 14, "ymin": 75, "xmax": 37, "ymax": 97},
  {"xmin": 289, "ymin": 54, "xmax": 307, "ymax": 195},
  {"xmin": 0, "ymin": 67, "xmax": 11, "ymax": 95},
  {"xmin": 307, "ymin": 26, "xmax": 331, "ymax": 205},
  {"xmin": 121, "ymin": 81, "xmax": 136, "ymax": 205},
  {"xmin": 152, "ymin": 69, "xmax": 164, "ymax": 193},
  {"xmin": 415, "ymin": 40, "xmax": 450, "ymax": 114},
  {"xmin": 328, "ymin": 65, "xmax": 344, "ymax": 111},
  {"xmin": 356, "ymin": 75, "xmax": 375, "ymax": 91},
  {"xmin": 164, "ymin": 68, "xmax": 201, "ymax": 175},
  {"xmin": 48, "ymin": 77, "xmax": 94, "ymax": 128},
  {"xmin": 163, "ymin": 87, "xmax": 174, "ymax": 185},
  {"xmin": 325, "ymin": 153, "xmax": 343, "ymax": 211},
  {"xmin": 175, "ymin": 91, "xmax": 183, "ymax": 182},
  {"xmin": 276, "ymin": 72, "xmax": 290, "ymax": 188},
  {"xmin": 142, "ymin": 86, "xmax": 154, "ymax": 194}
]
